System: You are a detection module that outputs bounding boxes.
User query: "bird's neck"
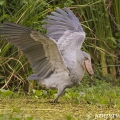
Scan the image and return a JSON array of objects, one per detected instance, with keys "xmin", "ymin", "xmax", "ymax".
[{"xmin": 76, "ymin": 60, "xmax": 85, "ymax": 79}]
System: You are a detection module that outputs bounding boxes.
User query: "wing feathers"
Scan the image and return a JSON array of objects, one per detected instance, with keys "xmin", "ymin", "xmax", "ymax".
[
  {"xmin": 64, "ymin": 7, "xmax": 79, "ymax": 22},
  {"xmin": 38, "ymin": 62, "xmax": 51, "ymax": 74},
  {"xmin": 30, "ymin": 58, "xmax": 46, "ymax": 70},
  {"xmin": 0, "ymin": 23, "xmax": 51, "ymax": 79},
  {"xmin": 40, "ymin": 67, "xmax": 53, "ymax": 79},
  {"xmin": 56, "ymin": 8, "xmax": 69, "ymax": 17},
  {"xmin": 43, "ymin": 7, "xmax": 85, "ymax": 44},
  {"xmin": 1, "ymin": 7, "xmax": 85, "ymax": 80}
]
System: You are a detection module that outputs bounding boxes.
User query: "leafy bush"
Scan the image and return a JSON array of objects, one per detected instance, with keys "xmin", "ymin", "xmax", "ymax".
[
  {"xmin": 0, "ymin": 0, "xmax": 120, "ymax": 91},
  {"xmin": 0, "ymin": 89, "xmax": 13, "ymax": 98}
]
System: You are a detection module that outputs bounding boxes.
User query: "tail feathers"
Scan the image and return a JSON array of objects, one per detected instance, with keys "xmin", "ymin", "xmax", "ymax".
[{"xmin": 27, "ymin": 74, "xmax": 39, "ymax": 80}]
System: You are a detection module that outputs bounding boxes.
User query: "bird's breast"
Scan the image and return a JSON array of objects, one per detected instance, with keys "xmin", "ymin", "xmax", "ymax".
[{"xmin": 69, "ymin": 65, "xmax": 85, "ymax": 85}]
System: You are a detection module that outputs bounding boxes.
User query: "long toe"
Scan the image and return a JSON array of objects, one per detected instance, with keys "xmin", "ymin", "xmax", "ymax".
[{"xmin": 53, "ymin": 98, "xmax": 58, "ymax": 103}]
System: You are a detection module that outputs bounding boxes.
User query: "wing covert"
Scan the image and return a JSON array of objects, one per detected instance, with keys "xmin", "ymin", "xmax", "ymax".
[
  {"xmin": 0, "ymin": 23, "xmax": 68, "ymax": 79},
  {"xmin": 43, "ymin": 7, "xmax": 85, "ymax": 45}
]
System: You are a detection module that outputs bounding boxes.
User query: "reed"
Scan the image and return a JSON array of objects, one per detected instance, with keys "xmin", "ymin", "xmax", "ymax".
[{"xmin": 0, "ymin": 0, "xmax": 119, "ymax": 89}]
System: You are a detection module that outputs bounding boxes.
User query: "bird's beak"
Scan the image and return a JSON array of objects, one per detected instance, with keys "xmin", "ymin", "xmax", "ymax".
[{"xmin": 82, "ymin": 59, "xmax": 94, "ymax": 76}]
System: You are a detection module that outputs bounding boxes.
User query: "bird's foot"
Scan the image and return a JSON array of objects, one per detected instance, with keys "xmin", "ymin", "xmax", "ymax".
[
  {"xmin": 47, "ymin": 98, "xmax": 59, "ymax": 104},
  {"xmin": 48, "ymin": 100, "xmax": 59, "ymax": 104},
  {"xmin": 53, "ymin": 98, "xmax": 59, "ymax": 103}
]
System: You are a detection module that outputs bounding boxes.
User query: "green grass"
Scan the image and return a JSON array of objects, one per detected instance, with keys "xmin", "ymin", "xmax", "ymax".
[
  {"xmin": 0, "ymin": 98, "xmax": 120, "ymax": 120},
  {"xmin": 0, "ymin": 82, "xmax": 120, "ymax": 120}
]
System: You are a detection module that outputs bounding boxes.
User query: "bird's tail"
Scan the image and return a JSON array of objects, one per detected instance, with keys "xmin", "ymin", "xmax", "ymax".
[{"xmin": 27, "ymin": 74, "xmax": 39, "ymax": 80}]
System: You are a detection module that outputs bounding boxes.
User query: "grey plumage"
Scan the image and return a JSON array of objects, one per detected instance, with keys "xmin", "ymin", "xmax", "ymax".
[{"xmin": 0, "ymin": 7, "xmax": 94, "ymax": 102}]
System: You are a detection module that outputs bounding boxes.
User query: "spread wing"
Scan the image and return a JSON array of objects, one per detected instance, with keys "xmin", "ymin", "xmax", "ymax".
[
  {"xmin": 43, "ymin": 7, "xmax": 85, "ymax": 68},
  {"xmin": 0, "ymin": 23, "xmax": 69, "ymax": 79},
  {"xmin": 43, "ymin": 7, "xmax": 85, "ymax": 48}
]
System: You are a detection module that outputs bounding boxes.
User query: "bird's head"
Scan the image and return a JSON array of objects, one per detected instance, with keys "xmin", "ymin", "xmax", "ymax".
[
  {"xmin": 82, "ymin": 51, "xmax": 94, "ymax": 76},
  {"xmin": 77, "ymin": 50, "xmax": 94, "ymax": 76}
]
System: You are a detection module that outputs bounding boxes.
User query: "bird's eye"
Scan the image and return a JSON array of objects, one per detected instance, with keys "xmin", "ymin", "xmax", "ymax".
[{"xmin": 85, "ymin": 57, "xmax": 88, "ymax": 60}]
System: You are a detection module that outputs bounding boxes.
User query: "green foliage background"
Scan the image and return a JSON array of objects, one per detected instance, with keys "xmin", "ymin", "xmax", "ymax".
[{"xmin": 0, "ymin": 0, "xmax": 120, "ymax": 90}]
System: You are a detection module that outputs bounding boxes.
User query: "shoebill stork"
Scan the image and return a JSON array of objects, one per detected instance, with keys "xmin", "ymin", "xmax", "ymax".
[{"xmin": 0, "ymin": 7, "xmax": 94, "ymax": 102}]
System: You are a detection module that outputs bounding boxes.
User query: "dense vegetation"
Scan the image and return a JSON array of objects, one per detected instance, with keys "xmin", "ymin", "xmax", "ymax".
[
  {"xmin": 0, "ymin": 0, "xmax": 120, "ymax": 89},
  {"xmin": 0, "ymin": 0, "xmax": 120, "ymax": 119}
]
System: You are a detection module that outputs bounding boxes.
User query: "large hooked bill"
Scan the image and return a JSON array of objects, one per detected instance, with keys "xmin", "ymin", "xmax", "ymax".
[{"xmin": 84, "ymin": 59, "xmax": 94, "ymax": 77}]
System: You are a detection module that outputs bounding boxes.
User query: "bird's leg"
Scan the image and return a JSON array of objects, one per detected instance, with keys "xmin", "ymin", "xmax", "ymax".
[{"xmin": 53, "ymin": 86, "xmax": 66, "ymax": 103}]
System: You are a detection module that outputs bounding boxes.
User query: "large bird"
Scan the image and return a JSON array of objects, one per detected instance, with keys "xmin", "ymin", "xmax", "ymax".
[{"xmin": 0, "ymin": 7, "xmax": 94, "ymax": 102}]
